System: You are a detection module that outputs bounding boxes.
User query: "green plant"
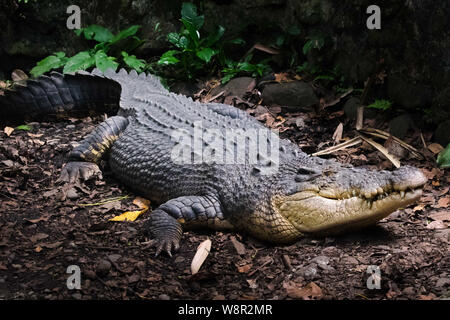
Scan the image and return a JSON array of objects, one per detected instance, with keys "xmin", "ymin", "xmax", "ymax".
[
  {"xmin": 437, "ymin": 143, "xmax": 450, "ymax": 168},
  {"xmin": 157, "ymin": 2, "xmax": 227, "ymax": 79},
  {"xmin": 367, "ymin": 99, "xmax": 392, "ymax": 111},
  {"xmin": 221, "ymin": 55, "xmax": 271, "ymax": 84},
  {"xmin": 30, "ymin": 25, "xmax": 146, "ymax": 77}
]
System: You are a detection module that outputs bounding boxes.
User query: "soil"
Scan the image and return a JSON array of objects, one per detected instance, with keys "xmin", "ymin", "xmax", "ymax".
[{"xmin": 0, "ymin": 80, "xmax": 449, "ymax": 300}]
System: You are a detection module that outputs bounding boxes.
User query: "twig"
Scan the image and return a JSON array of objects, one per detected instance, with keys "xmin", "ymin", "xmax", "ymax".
[
  {"xmin": 359, "ymin": 128, "xmax": 424, "ymax": 160},
  {"xmin": 312, "ymin": 137, "xmax": 363, "ymax": 156},
  {"xmin": 358, "ymin": 134, "xmax": 401, "ymax": 168}
]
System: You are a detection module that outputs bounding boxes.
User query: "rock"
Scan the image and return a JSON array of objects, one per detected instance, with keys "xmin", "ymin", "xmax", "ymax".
[
  {"xmin": 158, "ymin": 294, "xmax": 170, "ymax": 300},
  {"xmin": 210, "ymin": 77, "xmax": 256, "ymax": 99},
  {"xmin": 66, "ymin": 188, "xmax": 79, "ymax": 200},
  {"xmin": 311, "ymin": 255, "xmax": 330, "ymax": 270},
  {"xmin": 95, "ymin": 259, "xmax": 111, "ymax": 277},
  {"xmin": 436, "ymin": 278, "xmax": 450, "ymax": 287},
  {"xmin": 434, "ymin": 119, "xmax": 450, "ymax": 146},
  {"xmin": 261, "ymin": 82, "xmax": 318, "ymax": 110},
  {"xmin": 107, "ymin": 254, "xmax": 122, "ymax": 263},
  {"xmin": 170, "ymin": 81, "xmax": 201, "ymax": 98},
  {"xmin": 388, "ymin": 114, "xmax": 414, "ymax": 139},
  {"xmin": 298, "ymin": 264, "xmax": 318, "ymax": 279},
  {"xmin": 341, "ymin": 255, "xmax": 359, "ymax": 265},
  {"xmin": 387, "ymin": 74, "xmax": 432, "ymax": 110},
  {"xmin": 71, "ymin": 293, "xmax": 82, "ymax": 300},
  {"xmin": 84, "ymin": 270, "xmax": 96, "ymax": 280}
]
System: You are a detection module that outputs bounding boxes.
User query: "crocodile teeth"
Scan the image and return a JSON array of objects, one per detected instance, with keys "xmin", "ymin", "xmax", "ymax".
[
  {"xmin": 352, "ymin": 190, "xmax": 356, "ymax": 197},
  {"xmin": 400, "ymin": 191, "xmax": 405, "ymax": 199}
]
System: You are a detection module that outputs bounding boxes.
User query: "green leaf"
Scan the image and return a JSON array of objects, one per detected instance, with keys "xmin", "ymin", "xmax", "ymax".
[
  {"xmin": 168, "ymin": 33, "xmax": 189, "ymax": 49},
  {"xmin": 203, "ymin": 25, "xmax": 225, "ymax": 47},
  {"xmin": 109, "ymin": 25, "xmax": 141, "ymax": 44},
  {"xmin": 367, "ymin": 99, "xmax": 392, "ymax": 111},
  {"xmin": 63, "ymin": 51, "xmax": 95, "ymax": 73},
  {"xmin": 228, "ymin": 38, "xmax": 245, "ymax": 45},
  {"xmin": 181, "ymin": 2, "xmax": 204, "ymax": 30},
  {"xmin": 287, "ymin": 25, "xmax": 301, "ymax": 36},
  {"xmin": 314, "ymin": 75, "xmax": 335, "ymax": 81},
  {"xmin": 94, "ymin": 50, "xmax": 119, "ymax": 72},
  {"xmin": 181, "ymin": 18, "xmax": 200, "ymax": 46},
  {"xmin": 30, "ymin": 52, "xmax": 68, "ymax": 77},
  {"xmin": 15, "ymin": 124, "xmax": 32, "ymax": 131},
  {"xmin": 158, "ymin": 50, "xmax": 180, "ymax": 65},
  {"xmin": 437, "ymin": 143, "xmax": 450, "ymax": 168},
  {"xmin": 302, "ymin": 40, "xmax": 313, "ymax": 55},
  {"xmin": 79, "ymin": 25, "xmax": 114, "ymax": 42},
  {"xmin": 121, "ymin": 52, "xmax": 146, "ymax": 72},
  {"xmin": 196, "ymin": 48, "xmax": 217, "ymax": 63}
]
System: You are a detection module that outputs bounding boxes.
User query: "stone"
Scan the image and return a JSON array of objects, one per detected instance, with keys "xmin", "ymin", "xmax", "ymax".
[
  {"xmin": 262, "ymin": 81, "xmax": 318, "ymax": 110},
  {"xmin": 210, "ymin": 77, "xmax": 256, "ymax": 99},
  {"xmin": 434, "ymin": 119, "xmax": 450, "ymax": 146},
  {"xmin": 95, "ymin": 259, "xmax": 111, "ymax": 277},
  {"xmin": 343, "ymin": 97, "xmax": 360, "ymax": 120},
  {"xmin": 389, "ymin": 114, "xmax": 414, "ymax": 139}
]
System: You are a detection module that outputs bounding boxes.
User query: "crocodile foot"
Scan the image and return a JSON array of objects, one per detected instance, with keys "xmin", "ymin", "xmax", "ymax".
[
  {"xmin": 58, "ymin": 161, "xmax": 102, "ymax": 183},
  {"xmin": 145, "ymin": 210, "xmax": 183, "ymax": 257}
]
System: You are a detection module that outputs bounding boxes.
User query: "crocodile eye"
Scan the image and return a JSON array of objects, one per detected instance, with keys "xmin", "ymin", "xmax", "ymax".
[{"xmin": 295, "ymin": 167, "xmax": 321, "ymax": 182}]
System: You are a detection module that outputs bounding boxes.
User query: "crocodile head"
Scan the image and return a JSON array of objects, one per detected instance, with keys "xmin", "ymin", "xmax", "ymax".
[{"xmin": 274, "ymin": 159, "xmax": 427, "ymax": 236}]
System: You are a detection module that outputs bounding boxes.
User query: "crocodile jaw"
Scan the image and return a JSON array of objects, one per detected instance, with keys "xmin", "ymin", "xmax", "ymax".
[{"xmin": 275, "ymin": 187, "xmax": 423, "ymax": 235}]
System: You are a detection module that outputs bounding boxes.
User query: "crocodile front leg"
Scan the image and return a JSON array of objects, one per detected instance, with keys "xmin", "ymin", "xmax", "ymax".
[
  {"xmin": 145, "ymin": 195, "xmax": 233, "ymax": 256},
  {"xmin": 59, "ymin": 116, "xmax": 129, "ymax": 183}
]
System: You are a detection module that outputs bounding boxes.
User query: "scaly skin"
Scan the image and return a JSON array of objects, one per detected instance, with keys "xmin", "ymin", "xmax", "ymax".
[{"xmin": 0, "ymin": 69, "xmax": 427, "ymax": 256}]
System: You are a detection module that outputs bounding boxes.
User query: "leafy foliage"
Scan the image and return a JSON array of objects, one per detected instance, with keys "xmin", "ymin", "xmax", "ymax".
[
  {"xmin": 30, "ymin": 25, "xmax": 146, "ymax": 77},
  {"xmin": 437, "ymin": 143, "xmax": 450, "ymax": 168},
  {"xmin": 221, "ymin": 55, "xmax": 271, "ymax": 84},
  {"xmin": 367, "ymin": 99, "xmax": 392, "ymax": 111},
  {"xmin": 157, "ymin": 2, "xmax": 271, "ymax": 82}
]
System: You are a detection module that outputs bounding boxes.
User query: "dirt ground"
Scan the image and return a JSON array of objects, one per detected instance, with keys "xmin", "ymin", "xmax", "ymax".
[{"xmin": 0, "ymin": 83, "xmax": 449, "ymax": 300}]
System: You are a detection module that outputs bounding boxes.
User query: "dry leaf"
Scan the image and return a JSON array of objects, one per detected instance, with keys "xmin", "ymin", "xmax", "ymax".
[
  {"xmin": 191, "ymin": 238, "xmax": 211, "ymax": 275},
  {"xmin": 11, "ymin": 69, "xmax": 28, "ymax": 81},
  {"xmin": 230, "ymin": 236, "xmax": 246, "ymax": 255},
  {"xmin": 429, "ymin": 211, "xmax": 450, "ymax": 221},
  {"xmin": 4, "ymin": 127, "xmax": 14, "ymax": 136},
  {"xmin": 332, "ymin": 123, "xmax": 343, "ymax": 143},
  {"xmin": 109, "ymin": 197, "xmax": 150, "ymax": 222},
  {"xmin": 237, "ymin": 263, "xmax": 252, "ymax": 273},
  {"xmin": 31, "ymin": 233, "xmax": 49, "ymax": 242},
  {"xmin": 35, "ymin": 246, "xmax": 43, "ymax": 253},
  {"xmin": 428, "ymin": 143, "xmax": 444, "ymax": 154},
  {"xmin": 436, "ymin": 197, "xmax": 449, "ymax": 208},
  {"xmin": 284, "ymin": 281, "xmax": 323, "ymax": 300},
  {"xmin": 426, "ymin": 220, "xmax": 447, "ymax": 230}
]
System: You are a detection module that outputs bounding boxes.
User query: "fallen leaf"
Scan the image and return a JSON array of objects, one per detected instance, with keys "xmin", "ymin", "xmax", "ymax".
[
  {"xmin": 237, "ymin": 263, "xmax": 252, "ymax": 273},
  {"xmin": 436, "ymin": 197, "xmax": 449, "ymax": 208},
  {"xmin": 4, "ymin": 127, "xmax": 14, "ymax": 136},
  {"xmin": 30, "ymin": 233, "xmax": 49, "ymax": 242},
  {"xmin": 230, "ymin": 236, "xmax": 246, "ymax": 255},
  {"xmin": 35, "ymin": 246, "xmax": 43, "ymax": 253},
  {"xmin": 109, "ymin": 197, "xmax": 150, "ymax": 222},
  {"xmin": 429, "ymin": 211, "xmax": 450, "ymax": 221},
  {"xmin": 11, "ymin": 69, "xmax": 28, "ymax": 81},
  {"xmin": 191, "ymin": 238, "xmax": 211, "ymax": 275},
  {"xmin": 428, "ymin": 143, "xmax": 444, "ymax": 154},
  {"xmin": 332, "ymin": 123, "xmax": 343, "ymax": 143},
  {"xmin": 426, "ymin": 220, "xmax": 447, "ymax": 230},
  {"xmin": 284, "ymin": 281, "xmax": 323, "ymax": 300}
]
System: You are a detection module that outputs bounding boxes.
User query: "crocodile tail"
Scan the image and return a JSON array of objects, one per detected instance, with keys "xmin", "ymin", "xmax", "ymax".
[
  {"xmin": 0, "ymin": 70, "xmax": 123, "ymax": 121},
  {"xmin": 0, "ymin": 68, "xmax": 167, "ymax": 121}
]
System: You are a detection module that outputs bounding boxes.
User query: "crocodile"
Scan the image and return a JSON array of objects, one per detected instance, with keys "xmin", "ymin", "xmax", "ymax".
[{"xmin": 0, "ymin": 69, "xmax": 427, "ymax": 256}]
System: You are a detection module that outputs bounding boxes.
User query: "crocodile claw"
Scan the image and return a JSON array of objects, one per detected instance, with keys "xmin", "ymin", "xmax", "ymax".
[
  {"xmin": 58, "ymin": 161, "xmax": 102, "ymax": 184},
  {"xmin": 151, "ymin": 237, "xmax": 181, "ymax": 257}
]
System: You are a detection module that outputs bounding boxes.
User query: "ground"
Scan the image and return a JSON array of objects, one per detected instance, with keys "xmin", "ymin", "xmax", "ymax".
[{"xmin": 0, "ymin": 82, "xmax": 449, "ymax": 300}]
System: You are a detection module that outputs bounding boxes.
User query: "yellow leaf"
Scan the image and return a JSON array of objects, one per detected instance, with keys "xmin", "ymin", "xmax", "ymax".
[
  {"xmin": 191, "ymin": 238, "xmax": 211, "ymax": 275},
  {"xmin": 4, "ymin": 126, "xmax": 14, "ymax": 136},
  {"xmin": 35, "ymin": 246, "xmax": 43, "ymax": 253},
  {"xmin": 109, "ymin": 197, "xmax": 150, "ymax": 222}
]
